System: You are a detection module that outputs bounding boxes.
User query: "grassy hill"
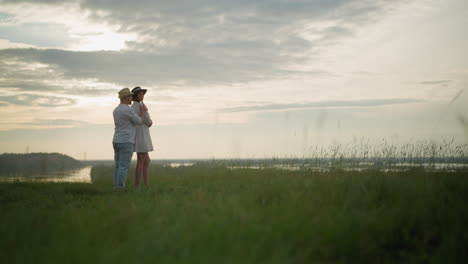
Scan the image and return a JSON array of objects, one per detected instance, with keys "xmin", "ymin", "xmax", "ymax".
[
  {"xmin": 0, "ymin": 153, "xmax": 83, "ymax": 176},
  {"xmin": 0, "ymin": 165, "xmax": 467, "ymax": 263}
]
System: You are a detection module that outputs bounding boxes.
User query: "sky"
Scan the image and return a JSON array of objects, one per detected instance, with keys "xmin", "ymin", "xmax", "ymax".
[{"xmin": 0, "ymin": 0, "xmax": 467, "ymax": 160}]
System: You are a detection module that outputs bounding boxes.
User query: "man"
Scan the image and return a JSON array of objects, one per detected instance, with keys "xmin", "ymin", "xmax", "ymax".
[{"xmin": 112, "ymin": 88, "xmax": 147, "ymax": 188}]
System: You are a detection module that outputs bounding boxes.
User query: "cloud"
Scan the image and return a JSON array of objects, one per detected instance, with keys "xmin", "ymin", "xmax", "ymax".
[
  {"xmin": 0, "ymin": 0, "xmax": 71, "ymax": 3},
  {"xmin": 0, "ymin": 38, "xmax": 36, "ymax": 49},
  {"xmin": 0, "ymin": 48, "xmax": 292, "ymax": 86},
  {"xmin": 0, "ymin": 0, "xmax": 403, "ymax": 87},
  {"xmin": 0, "ymin": 22, "xmax": 76, "ymax": 48},
  {"xmin": 0, "ymin": 94, "xmax": 76, "ymax": 107},
  {"xmin": 0, "ymin": 78, "xmax": 116, "ymax": 95},
  {"xmin": 0, "ymin": 80, "xmax": 63, "ymax": 92},
  {"xmin": 23, "ymin": 118, "xmax": 88, "ymax": 127},
  {"xmin": 0, "ymin": 56, "xmax": 120, "ymax": 96},
  {"xmin": 219, "ymin": 98, "xmax": 424, "ymax": 113},
  {"xmin": 420, "ymin": 80, "xmax": 452, "ymax": 85}
]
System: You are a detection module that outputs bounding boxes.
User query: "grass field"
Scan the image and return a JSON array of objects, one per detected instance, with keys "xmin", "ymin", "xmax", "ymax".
[{"xmin": 1, "ymin": 165, "xmax": 467, "ymax": 263}]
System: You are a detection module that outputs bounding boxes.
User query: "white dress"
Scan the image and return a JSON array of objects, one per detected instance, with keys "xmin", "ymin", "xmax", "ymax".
[{"xmin": 131, "ymin": 101, "xmax": 154, "ymax": 152}]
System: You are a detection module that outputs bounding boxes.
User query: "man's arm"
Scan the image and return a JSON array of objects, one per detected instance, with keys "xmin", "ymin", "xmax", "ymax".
[{"xmin": 127, "ymin": 107, "xmax": 144, "ymax": 125}]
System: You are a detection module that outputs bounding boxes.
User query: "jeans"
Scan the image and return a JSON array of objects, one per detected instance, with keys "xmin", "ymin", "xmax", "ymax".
[{"xmin": 113, "ymin": 142, "xmax": 133, "ymax": 188}]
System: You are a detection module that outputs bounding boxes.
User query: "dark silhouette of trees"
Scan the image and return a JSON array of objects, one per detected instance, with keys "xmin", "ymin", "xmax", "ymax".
[{"xmin": 0, "ymin": 153, "xmax": 83, "ymax": 176}]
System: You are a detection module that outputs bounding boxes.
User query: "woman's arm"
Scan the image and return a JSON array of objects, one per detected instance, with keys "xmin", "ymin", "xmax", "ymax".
[
  {"xmin": 144, "ymin": 112, "xmax": 153, "ymax": 127},
  {"xmin": 141, "ymin": 103, "xmax": 153, "ymax": 127}
]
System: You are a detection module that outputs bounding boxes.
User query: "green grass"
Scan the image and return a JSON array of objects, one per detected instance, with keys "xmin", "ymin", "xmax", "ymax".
[{"xmin": 1, "ymin": 165, "xmax": 467, "ymax": 263}]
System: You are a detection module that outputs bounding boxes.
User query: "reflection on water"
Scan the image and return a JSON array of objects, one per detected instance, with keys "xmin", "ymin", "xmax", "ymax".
[
  {"xmin": 167, "ymin": 163, "xmax": 194, "ymax": 168},
  {"xmin": 227, "ymin": 162, "xmax": 468, "ymax": 172},
  {"xmin": 0, "ymin": 166, "xmax": 92, "ymax": 183}
]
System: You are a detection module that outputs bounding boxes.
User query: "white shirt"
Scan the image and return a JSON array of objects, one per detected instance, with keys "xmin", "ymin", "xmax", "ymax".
[{"xmin": 112, "ymin": 104, "xmax": 142, "ymax": 143}]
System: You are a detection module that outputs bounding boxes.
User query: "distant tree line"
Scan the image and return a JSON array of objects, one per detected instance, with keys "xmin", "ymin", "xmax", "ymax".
[{"xmin": 0, "ymin": 153, "xmax": 84, "ymax": 176}]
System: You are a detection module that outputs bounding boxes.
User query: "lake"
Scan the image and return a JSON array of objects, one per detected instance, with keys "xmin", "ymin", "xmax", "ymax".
[
  {"xmin": 0, "ymin": 166, "xmax": 92, "ymax": 183},
  {"xmin": 1, "ymin": 160, "xmax": 467, "ymax": 183}
]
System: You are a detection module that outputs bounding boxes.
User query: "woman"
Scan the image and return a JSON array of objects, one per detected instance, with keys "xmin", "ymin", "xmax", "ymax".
[{"xmin": 131, "ymin": 86, "xmax": 154, "ymax": 187}]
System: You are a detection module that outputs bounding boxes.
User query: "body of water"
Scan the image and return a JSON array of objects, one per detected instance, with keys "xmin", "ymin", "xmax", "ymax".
[
  {"xmin": 227, "ymin": 162, "xmax": 468, "ymax": 172},
  {"xmin": 0, "ymin": 166, "xmax": 92, "ymax": 183},
  {"xmin": 1, "ymin": 161, "xmax": 467, "ymax": 184}
]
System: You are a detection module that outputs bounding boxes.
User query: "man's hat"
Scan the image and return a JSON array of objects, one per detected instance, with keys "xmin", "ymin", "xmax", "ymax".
[{"xmin": 118, "ymin": 88, "xmax": 133, "ymax": 99}]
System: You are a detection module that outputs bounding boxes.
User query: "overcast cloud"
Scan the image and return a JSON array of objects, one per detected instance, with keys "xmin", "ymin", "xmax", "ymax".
[
  {"xmin": 219, "ymin": 98, "xmax": 425, "ymax": 113},
  {"xmin": 0, "ymin": 0, "xmax": 404, "ymax": 89}
]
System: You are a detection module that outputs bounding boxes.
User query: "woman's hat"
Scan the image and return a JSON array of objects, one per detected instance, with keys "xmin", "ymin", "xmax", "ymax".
[
  {"xmin": 131, "ymin": 86, "xmax": 147, "ymax": 94},
  {"xmin": 118, "ymin": 88, "xmax": 133, "ymax": 98}
]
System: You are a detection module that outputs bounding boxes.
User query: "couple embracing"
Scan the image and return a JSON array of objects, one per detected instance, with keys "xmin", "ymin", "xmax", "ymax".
[{"xmin": 112, "ymin": 87, "xmax": 154, "ymax": 189}]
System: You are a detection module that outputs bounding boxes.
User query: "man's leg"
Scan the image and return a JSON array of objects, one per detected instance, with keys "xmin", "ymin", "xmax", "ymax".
[
  {"xmin": 117, "ymin": 143, "xmax": 133, "ymax": 188},
  {"xmin": 112, "ymin": 143, "xmax": 120, "ymax": 188}
]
